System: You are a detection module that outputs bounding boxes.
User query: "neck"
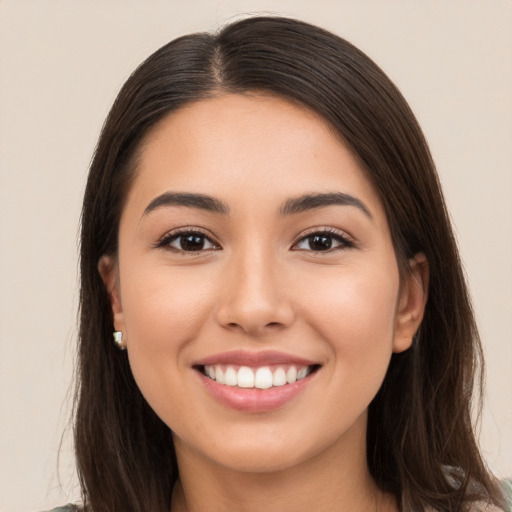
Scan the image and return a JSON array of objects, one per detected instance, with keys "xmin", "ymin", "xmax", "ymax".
[{"xmin": 170, "ymin": 414, "xmax": 397, "ymax": 512}]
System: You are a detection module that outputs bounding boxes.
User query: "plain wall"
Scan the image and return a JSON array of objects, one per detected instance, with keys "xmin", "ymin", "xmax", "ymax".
[{"xmin": 0, "ymin": 1, "xmax": 511, "ymax": 511}]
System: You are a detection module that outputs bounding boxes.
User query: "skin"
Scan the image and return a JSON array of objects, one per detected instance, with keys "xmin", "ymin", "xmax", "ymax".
[{"xmin": 100, "ymin": 93, "xmax": 428, "ymax": 512}]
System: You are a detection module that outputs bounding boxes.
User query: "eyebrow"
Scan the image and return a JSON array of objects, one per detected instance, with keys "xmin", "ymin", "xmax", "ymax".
[
  {"xmin": 142, "ymin": 192, "xmax": 230, "ymax": 217},
  {"xmin": 280, "ymin": 192, "xmax": 373, "ymax": 220},
  {"xmin": 141, "ymin": 191, "xmax": 372, "ymax": 220}
]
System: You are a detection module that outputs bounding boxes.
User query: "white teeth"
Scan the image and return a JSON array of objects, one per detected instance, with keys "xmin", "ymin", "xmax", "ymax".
[
  {"xmin": 286, "ymin": 366, "xmax": 297, "ymax": 384},
  {"xmin": 224, "ymin": 366, "xmax": 237, "ymax": 386},
  {"xmin": 215, "ymin": 366, "xmax": 225, "ymax": 384},
  {"xmin": 297, "ymin": 367, "xmax": 308, "ymax": 380},
  {"xmin": 272, "ymin": 367, "xmax": 287, "ymax": 386},
  {"xmin": 255, "ymin": 367, "xmax": 273, "ymax": 389},
  {"xmin": 203, "ymin": 364, "xmax": 313, "ymax": 388},
  {"xmin": 237, "ymin": 366, "xmax": 255, "ymax": 388}
]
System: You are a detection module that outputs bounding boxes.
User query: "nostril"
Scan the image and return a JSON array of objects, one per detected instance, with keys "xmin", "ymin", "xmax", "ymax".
[{"xmin": 223, "ymin": 320, "xmax": 286, "ymax": 335}]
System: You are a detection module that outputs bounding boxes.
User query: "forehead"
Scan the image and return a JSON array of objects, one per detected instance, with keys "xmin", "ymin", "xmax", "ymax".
[{"xmin": 126, "ymin": 93, "xmax": 385, "ymax": 222}]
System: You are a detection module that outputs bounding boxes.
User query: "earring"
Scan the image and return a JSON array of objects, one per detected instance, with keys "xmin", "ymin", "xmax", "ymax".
[{"xmin": 113, "ymin": 331, "xmax": 126, "ymax": 350}]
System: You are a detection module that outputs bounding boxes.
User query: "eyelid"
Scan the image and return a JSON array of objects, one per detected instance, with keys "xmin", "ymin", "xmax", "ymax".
[
  {"xmin": 291, "ymin": 226, "xmax": 355, "ymax": 251},
  {"xmin": 154, "ymin": 225, "xmax": 354, "ymax": 253},
  {"xmin": 155, "ymin": 226, "xmax": 222, "ymax": 251}
]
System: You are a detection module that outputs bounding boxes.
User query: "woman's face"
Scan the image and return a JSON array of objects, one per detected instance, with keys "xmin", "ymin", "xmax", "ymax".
[{"xmin": 101, "ymin": 94, "xmax": 426, "ymax": 474}]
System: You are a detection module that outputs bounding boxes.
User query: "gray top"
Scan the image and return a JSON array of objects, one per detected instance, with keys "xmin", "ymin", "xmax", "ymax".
[{"xmin": 43, "ymin": 480, "xmax": 512, "ymax": 511}]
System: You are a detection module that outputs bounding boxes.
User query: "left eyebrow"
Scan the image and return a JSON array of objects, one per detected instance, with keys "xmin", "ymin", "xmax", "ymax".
[{"xmin": 280, "ymin": 192, "xmax": 373, "ymax": 220}]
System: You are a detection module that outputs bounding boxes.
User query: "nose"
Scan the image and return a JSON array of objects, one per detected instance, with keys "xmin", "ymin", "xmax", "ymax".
[{"xmin": 215, "ymin": 247, "xmax": 295, "ymax": 337}]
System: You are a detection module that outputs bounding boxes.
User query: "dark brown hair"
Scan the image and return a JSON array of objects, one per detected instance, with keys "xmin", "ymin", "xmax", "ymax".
[{"xmin": 76, "ymin": 16, "xmax": 505, "ymax": 511}]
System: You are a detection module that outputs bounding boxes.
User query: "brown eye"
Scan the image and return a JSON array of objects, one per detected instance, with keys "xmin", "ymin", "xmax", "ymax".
[
  {"xmin": 306, "ymin": 234, "xmax": 333, "ymax": 251},
  {"xmin": 161, "ymin": 231, "xmax": 219, "ymax": 252},
  {"xmin": 178, "ymin": 233, "xmax": 207, "ymax": 251},
  {"xmin": 293, "ymin": 230, "xmax": 353, "ymax": 252}
]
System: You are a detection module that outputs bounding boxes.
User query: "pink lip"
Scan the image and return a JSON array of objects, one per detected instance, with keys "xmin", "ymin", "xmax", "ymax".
[
  {"xmin": 197, "ymin": 372, "xmax": 316, "ymax": 413},
  {"xmin": 193, "ymin": 350, "xmax": 320, "ymax": 413},
  {"xmin": 193, "ymin": 350, "xmax": 317, "ymax": 367}
]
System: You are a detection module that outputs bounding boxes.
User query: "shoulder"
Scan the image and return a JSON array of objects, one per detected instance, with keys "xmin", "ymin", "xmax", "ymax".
[
  {"xmin": 466, "ymin": 479, "xmax": 512, "ymax": 512},
  {"xmin": 425, "ymin": 479, "xmax": 512, "ymax": 512},
  {"xmin": 501, "ymin": 478, "xmax": 512, "ymax": 511},
  {"xmin": 466, "ymin": 503, "xmax": 505, "ymax": 512},
  {"xmin": 466, "ymin": 503, "xmax": 508, "ymax": 512},
  {"xmin": 42, "ymin": 506, "xmax": 81, "ymax": 512}
]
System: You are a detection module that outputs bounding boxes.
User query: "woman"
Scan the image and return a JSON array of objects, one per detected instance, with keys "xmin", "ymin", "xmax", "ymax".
[{"xmin": 52, "ymin": 16, "xmax": 510, "ymax": 512}]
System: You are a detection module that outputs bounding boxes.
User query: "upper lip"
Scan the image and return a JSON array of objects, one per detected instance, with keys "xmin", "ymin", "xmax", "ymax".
[{"xmin": 193, "ymin": 350, "xmax": 318, "ymax": 367}]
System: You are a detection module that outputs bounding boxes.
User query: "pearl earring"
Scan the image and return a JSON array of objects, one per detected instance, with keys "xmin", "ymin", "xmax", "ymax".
[{"xmin": 113, "ymin": 331, "xmax": 126, "ymax": 350}]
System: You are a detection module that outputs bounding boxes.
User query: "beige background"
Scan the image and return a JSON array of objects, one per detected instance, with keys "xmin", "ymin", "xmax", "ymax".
[{"xmin": 0, "ymin": 1, "xmax": 511, "ymax": 511}]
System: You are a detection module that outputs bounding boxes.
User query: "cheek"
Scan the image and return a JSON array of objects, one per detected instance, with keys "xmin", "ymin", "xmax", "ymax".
[
  {"xmin": 121, "ymin": 261, "xmax": 215, "ymax": 346},
  {"xmin": 298, "ymin": 263, "xmax": 399, "ymax": 382},
  {"xmin": 302, "ymin": 260, "xmax": 398, "ymax": 326},
  {"xmin": 119, "ymin": 261, "xmax": 216, "ymax": 408}
]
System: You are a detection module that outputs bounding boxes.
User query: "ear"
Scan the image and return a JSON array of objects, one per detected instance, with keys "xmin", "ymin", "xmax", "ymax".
[
  {"xmin": 393, "ymin": 252, "xmax": 429, "ymax": 353},
  {"xmin": 98, "ymin": 255, "xmax": 125, "ymax": 334}
]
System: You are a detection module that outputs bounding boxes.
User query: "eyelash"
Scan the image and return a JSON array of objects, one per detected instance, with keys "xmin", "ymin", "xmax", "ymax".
[
  {"xmin": 155, "ymin": 227, "xmax": 354, "ymax": 254},
  {"xmin": 155, "ymin": 227, "xmax": 220, "ymax": 254},
  {"xmin": 291, "ymin": 227, "xmax": 354, "ymax": 253}
]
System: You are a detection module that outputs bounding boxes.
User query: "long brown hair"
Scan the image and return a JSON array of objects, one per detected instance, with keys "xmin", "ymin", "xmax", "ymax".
[{"xmin": 76, "ymin": 16, "xmax": 505, "ymax": 511}]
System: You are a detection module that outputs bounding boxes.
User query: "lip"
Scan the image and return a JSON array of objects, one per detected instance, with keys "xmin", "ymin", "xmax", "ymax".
[
  {"xmin": 193, "ymin": 350, "xmax": 320, "ymax": 413},
  {"xmin": 193, "ymin": 350, "xmax": 317, "ymax": 367}
]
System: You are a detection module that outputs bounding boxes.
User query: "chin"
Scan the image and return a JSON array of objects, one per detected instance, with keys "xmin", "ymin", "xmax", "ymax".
[{"xmin": 209, "ymin": 445, "xmax": 311, "ymax": 474}]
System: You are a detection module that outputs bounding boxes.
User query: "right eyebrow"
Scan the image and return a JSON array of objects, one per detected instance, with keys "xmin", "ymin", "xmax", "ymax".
[{"xmin": 141, "ymin": 192, "xmax": 230, "ymax": 219}]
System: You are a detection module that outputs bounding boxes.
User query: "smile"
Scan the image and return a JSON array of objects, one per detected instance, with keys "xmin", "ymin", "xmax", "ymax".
[
  {"xmin": 193, "ymin": 351, "xmax": 321, "ymax": 412},
  {"xmin": 201, "ymin": 364, "xmax": 316, "ymax": 389}
]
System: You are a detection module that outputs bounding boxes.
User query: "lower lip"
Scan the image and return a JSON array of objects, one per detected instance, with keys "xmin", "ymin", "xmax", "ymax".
[{"xmin": 197, "ymin": 371, "xmax": 316, "ymax": 413}]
